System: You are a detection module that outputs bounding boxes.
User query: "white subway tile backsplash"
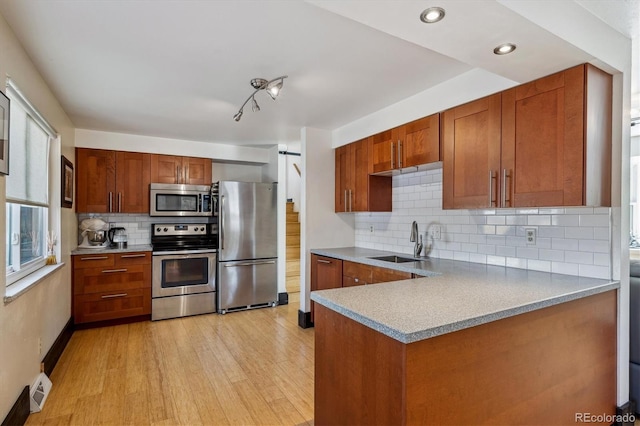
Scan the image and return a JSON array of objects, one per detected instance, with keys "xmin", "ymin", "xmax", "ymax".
[{"xmin": 353, "ymin": 169, "xmax": 611, "ymax": 279}]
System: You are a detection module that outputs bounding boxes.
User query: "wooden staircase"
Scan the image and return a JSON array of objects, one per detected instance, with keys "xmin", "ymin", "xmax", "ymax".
[{"xmin": 286, "ymin": 201, "xmax": 301, "ymax": 294}]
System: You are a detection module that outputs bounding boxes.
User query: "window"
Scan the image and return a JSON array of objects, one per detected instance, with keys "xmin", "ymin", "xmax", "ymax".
[{"xmin": 5, "ymin": 80, "xmax": 57, "ymax": 286}]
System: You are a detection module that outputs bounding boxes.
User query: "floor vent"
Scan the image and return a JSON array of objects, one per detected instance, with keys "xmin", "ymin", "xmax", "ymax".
[{"xmin": 30, "ymin": 373, "xmax": 52, "ymax": 413}]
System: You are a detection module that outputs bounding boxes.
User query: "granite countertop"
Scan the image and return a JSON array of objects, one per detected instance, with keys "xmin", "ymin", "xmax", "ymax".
[
  {"xmin": 310, "ymin": 247, "xmax": 619, "ymax": 344},
  {"xmin": 71, "ymin": 244, "xmax": 153, "ymax": 255}
]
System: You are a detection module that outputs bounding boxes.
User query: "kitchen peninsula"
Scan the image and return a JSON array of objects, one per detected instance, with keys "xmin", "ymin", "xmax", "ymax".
[{"xmin": 310, "ymin": 247, "xmax": 619, "ymax": 425}]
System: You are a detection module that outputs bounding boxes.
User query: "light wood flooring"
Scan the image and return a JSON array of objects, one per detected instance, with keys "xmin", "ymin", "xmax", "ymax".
[{"xmin": 27, "ymin": 300, "xmax": 314, "ymax": 426}]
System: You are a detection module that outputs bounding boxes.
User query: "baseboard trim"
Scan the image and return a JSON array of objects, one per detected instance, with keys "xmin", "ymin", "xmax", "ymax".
[
  {"xmin": 1, "ymin": 386, "xmax": 29, "ymax": 426},
  {"xmin": 615, "ymin": 401, "xmax": 636, "ymax": 425},
  {"xmin": 298, "ymin": 310, "xmax": 313, "ymax": 329},
  {"xmin": 42, "ymin": 317, "xmax": 74, "ymax": 376},
  {"xmin": 278, "ymin": 292, "xmax": 288, "ymax": 305}
]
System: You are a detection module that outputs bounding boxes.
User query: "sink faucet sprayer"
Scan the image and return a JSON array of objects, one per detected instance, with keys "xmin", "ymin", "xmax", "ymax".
[{"xmin": 410, "ymin": 221, "xmax": 423, "ymax": 257}]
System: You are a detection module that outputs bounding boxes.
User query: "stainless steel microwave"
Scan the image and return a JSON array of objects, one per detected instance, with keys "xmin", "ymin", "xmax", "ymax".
[{"xmin": 150, "ymin": 183, "xmax": 215, "ymax": 217}]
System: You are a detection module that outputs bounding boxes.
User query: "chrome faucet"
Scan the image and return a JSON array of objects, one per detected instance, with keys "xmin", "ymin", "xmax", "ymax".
[{"xmin": 410, "ymin": 221, "xmax": 422, "ymax": 257}]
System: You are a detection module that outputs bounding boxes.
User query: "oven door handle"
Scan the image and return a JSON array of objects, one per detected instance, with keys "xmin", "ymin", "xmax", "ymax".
[
  {"xmin": 152, "ymin": 249, "xmax": 217, "ymax": 256},
  {"xmin": 224, "ymin": 260, "xmax": 276, "ymax": 267}
]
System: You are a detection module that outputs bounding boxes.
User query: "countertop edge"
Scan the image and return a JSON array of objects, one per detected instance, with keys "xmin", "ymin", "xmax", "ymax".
[
  {"xmin": 311, "ymin": 281, "xmax": 619, "ymax": 344},
  {"xmin": 71, "ymin": 244, "xmax": 153, "ymax": 255},
  {"xmin": 311, "ymin": 248, "xmax": 441, "ymax": 277}
]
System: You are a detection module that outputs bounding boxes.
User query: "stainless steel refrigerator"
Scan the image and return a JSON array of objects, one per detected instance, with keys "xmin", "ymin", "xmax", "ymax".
[{"xmin": 217, "ymin": 181, "xmax": 278, "ymax": 314}]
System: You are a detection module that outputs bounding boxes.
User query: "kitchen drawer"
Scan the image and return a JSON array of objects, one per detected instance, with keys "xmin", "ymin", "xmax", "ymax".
[
  {"xmin": 115, "ymin": 251, "xmax": 151, "ymax": 266},
  {"xmin": 74, "ymin": 287, "xmax": 151, "ymax": 324},
  {"xmin": 74, "ymin": 263, "xmax": 151, "ymax": 295},
  {"xmin": 73, "ymin": 253, "xmax": 115, "ymax": 269},
  {"xmin": 372, "ymin": 266, "xmax": 411, "ymax": 283}
]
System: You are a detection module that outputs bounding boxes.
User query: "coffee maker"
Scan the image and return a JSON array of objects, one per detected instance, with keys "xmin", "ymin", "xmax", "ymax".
[{"xmin": 108, "ymin": 227, "xmax": 128, "ymax": 248}]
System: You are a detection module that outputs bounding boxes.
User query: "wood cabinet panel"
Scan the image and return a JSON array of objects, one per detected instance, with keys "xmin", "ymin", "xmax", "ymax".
[
  {"xmin": 370, "ymin": 113, "xmax": 440, "ymax": 173},
  {"xmin": 74, "ymin": 288, "xmax": 151, "ymax": 324},
  {"xmin": 76, "ymin": 148, "xmax": 150, "ymax": 213},
  {"xmin": 371, "ymin": 266, "xmax": 411, "ymax": 283},
  {"xmin": 501, "ymin": 65, "xmax": 584, "ymax": 207},
  {"xmin": 399, "ymin": 114, "xmax": 440, "ymax": 168},
  {"xmin": 310, "ymin": 254, "xmax": 343, "ymax": 323},
  {"xmin": 442, "ymin": 94, "xmax": 502, "ymax": 209},
  {"xmin": 115, "ymin": 151, "xmax": 151, "ymax": 213},
  {"xmin": 72, "ymin": 252, "xmax": 152, "ymax": 325},
  {"xmin": 444, "ymin": 63, "xmax": 611, "ymax": 210},
  {"xmin": 75, "ymin": 149, "xmax": 116, "ymax": 213},
  {"xmin": 315, "ymin": 291, "xmax": 616, "ymax": 425},
  {"xmin": 150, "ymin": 154, "xmax": 212, "ymax": 185},
  {"xmin": 335, "ymin": 138, "xmax": 391, "ymax": 213},
  {"xmin": 343, "ymin": 260, "xmax": 373, "ymax": 286}
]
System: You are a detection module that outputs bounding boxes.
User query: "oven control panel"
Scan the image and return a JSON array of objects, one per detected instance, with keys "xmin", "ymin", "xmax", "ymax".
[{"xmin": 152, "ymin": 223, "xmax": 211, "ymax": 236}]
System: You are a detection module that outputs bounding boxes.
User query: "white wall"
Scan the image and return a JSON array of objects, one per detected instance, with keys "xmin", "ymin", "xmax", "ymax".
[
  {"xmin": 299, "ymin": 128, "xmax": 354, "ymax": 312},
  {"xmin": 212, "ymin": 162, "xmax": 262, "ymax": 182},
  {"xmin": 284, "ymin": 142, "xmax": 301, "ymax": 209},
  {"xmin": 356, "ymin": 168, "xmax": 612, "ymax": 279},
  {"xmin": 75, "ymin": 128, "xmax": 270, "ymax": 164},
  {"xmin": 0, "ymin": 13, "xmax": 76, "ymax": 420}
]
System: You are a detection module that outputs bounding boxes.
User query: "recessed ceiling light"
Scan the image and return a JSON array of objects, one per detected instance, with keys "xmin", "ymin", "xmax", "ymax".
[
  {"xmin": 420, "ymin": 7, "xmax": 445, "ymax": 24},
  {"xmin": 493, "ymin": 43, "xmax": 517, "ymax": 55}
]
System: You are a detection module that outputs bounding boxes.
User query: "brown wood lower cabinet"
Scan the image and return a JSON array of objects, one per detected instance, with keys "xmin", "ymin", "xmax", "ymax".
[
  {"xmin": 315, "ymin": 290, "xmax": 617, "ymax": 425},
  {"xmin": 73, "ymin": 252, "xmax": 151, "ymax": 325},
  {"xmin": 310, "ymin": 254, "xmax": 343, "ymax": 323},
  {"xmin": 343, "ymin": 260, "xmax": 412, "ymax": 287}
]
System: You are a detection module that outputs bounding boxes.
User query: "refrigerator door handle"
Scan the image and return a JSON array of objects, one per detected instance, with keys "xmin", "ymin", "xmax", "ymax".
[
  {"xmin": 220, "ymin": 194, "xmax": 225, "ymax": 250},
  {"xmin": 224, "ymin": 260, "xmax": 276, "ymax": 267}
]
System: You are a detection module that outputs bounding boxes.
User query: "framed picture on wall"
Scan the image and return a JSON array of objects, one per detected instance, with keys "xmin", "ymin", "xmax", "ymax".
[
  {"xmin": 0, "ymin": 90, "xmax": 10, "ymax": 175},
  {"xmin": 61, "ymin": 155, "xmax": 73, "ymax": 208}
]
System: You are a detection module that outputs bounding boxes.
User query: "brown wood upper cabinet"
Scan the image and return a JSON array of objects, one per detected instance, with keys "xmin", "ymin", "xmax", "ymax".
[
  {"xmin": 76, "ymin": 148, "xmax": 151, "ymax": 213},
  {"xmin": 335, "ymin": 138, "xmax": 391, "ymax": 213},
  {"xmin": 371, "ymin": 113, "xmax": 440, "ymax": 174},
  {"xmin": 443, "ymin": 64, "xmax": 612, "ymax": 209},
  {"xmin": 150, "ymin": 154, "xmax": 212, "ymax": 185}
]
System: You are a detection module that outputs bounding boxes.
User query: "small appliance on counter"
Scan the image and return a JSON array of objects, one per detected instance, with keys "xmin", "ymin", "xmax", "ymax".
[
  {"xmin": 78, "ymin": 218, "xmax": 109, "ymax": 249},
  {"xmin": 108, "ymin": 227, "xmax": 127, "ymax": 249}
]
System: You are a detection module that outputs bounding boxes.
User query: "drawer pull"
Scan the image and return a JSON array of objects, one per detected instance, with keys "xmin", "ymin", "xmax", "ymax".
[
  {"xmin": 80, "ymin": 256, "xmax": 109, "ymax": 261},
  {"xmin": 120, "ymin": 254, "xmax": 146, "ymax": 258},
  {"xmin": 101, "ymin": 268, "xmax": 128, "ymax": 273},
  {"xmin": 101, "ymin": 293, "xmax": 127, "ymax": 299},
  {"xmin": 317, "ymin": 259, "xmax": 331, "ymax": 264}
]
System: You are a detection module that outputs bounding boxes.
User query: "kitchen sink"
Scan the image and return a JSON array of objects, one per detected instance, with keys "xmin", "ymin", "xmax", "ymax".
[{"xmin": 368, "ymin": 255, "xmax": 418, "ymax": 263}]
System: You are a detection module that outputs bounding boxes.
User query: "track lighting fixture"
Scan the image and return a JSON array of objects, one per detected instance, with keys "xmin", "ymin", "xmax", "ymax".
[{"xmin": 233, "ymin": 75, "xmax": 288, "ymax": 122}]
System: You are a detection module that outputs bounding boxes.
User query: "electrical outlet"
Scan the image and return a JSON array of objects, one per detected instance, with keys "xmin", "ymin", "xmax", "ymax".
[
  {"xmin": 432, "ymin": 225, "xmax": 442, "ymax": 240},
  {"xmin": 369, "ymin": 226, "xmax": 374, "ymax": 233},
  {"xmin": 38, "ymin": 338, "xmax": 42, "ymax": 355},
  {"xmin": 525, "ymin": 228, "xmax": 536, "ymax": 245}
]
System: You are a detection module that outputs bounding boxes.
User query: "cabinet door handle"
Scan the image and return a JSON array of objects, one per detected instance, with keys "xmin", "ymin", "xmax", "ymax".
[
  {"xmin": 397, "ymin": 140, "xmax": 402, "ymax": 169},
  {"xmin": 317, "ymin": 259, "xmax": 332, "ymax": 264},
  {"xmin": 502, "ymin": 169, "xmax": 512, "ymax": 207},
  {"xmin": 101, "ymin": 293, "xmax": 127, "ymax": 299},
  {"xmin": 349, "ymin": 189, "xmax": 352, "ymax": 212},
  {"xmin": 108, "ymin": 192, "xmax": 113, "ymax": 212},
  {"xmin": 120, "ymin": 254, "xmax": 146, "ymax": 259},
  {"xmin": 344, "ymin": 190, "xmax": 347, "ymax": 213},
  {"xmin": 80, "ymin": 256, "xmax": 109, "ymax": 261},
  {"xmin": 118, "ymin": 193, "xmax": 122, "ymax": 212},
  {"xmin": 176, "ymin": 165, "xmax": 180, "ymax": 183},
  {"xmin": 101, "ymin": 268, "xmax": 128, "ymax": 273},
  {"xmin": 488, "ymin": 170, "xmax": 496, "ymax": 207},
  {"xmin": 390, "ymin": 142, "xmax": 394, "ymax": 169}
]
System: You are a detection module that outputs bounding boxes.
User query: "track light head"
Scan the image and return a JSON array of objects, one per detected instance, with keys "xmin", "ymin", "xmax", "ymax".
[{"xmin": 233, "ymin": 75, "xmax": 288, "ymax": 122}]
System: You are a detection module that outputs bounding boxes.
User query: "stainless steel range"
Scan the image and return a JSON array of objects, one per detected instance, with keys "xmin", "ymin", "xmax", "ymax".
[{"xmin": 151, "ymin": 223, "xmax": 217, "ymax": 321}]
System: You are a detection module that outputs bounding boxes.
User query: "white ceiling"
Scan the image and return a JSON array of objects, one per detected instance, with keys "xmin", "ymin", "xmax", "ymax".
[{"xmin": 0, "ymin": 0, "xmax": 637, "ymax": 146}]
